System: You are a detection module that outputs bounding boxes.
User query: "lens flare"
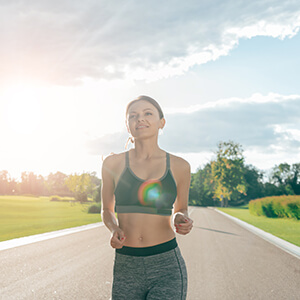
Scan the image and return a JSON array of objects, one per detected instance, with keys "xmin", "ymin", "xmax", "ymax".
[{"xmin": 138, "ymin": 179, "xmax": 162, "ymax": 206}]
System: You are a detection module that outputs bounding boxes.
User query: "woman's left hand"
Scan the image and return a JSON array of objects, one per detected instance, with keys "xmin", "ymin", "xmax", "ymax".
[{"xmin": 174, "ymin": 214, "xmax": 193, "ymax": 235}]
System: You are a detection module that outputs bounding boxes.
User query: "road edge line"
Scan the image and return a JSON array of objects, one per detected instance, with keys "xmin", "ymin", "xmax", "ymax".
[
  {"xmin": 213, "ymin": 208, "xmax": 300, "ymax": 259},
  {"xmin": 0, "ymin": 222, "xmax": 104, "ymax": 252}
]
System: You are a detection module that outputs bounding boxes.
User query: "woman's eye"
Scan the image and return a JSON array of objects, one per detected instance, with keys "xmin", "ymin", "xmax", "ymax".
[
  {"xmin": 145, "ymin": 112, "xmax": 152, "ymax": 116},
  {"xmin": 129, "ymin": 115, "xmax": 136, "ymax": 119}
]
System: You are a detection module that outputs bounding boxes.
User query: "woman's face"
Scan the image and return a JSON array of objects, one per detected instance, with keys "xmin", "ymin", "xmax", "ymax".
[{"xmin": 126, "ymin": 100, "xmax": 165, "ymax": 140}]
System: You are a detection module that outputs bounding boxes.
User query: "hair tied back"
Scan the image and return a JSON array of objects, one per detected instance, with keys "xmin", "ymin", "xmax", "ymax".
[{"xmin": 125, "ymin": 136, "xmax": 134, "ymax": 149}]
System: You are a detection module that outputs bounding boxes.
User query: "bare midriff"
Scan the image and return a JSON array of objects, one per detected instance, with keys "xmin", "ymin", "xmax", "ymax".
[{"xmin": 118, "ymin": 213, "xmax": 175, "ymax": 247}]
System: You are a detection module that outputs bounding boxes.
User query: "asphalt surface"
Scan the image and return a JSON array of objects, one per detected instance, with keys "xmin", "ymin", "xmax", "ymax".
[{"xmin": 1, "ymin": 207, "xmax": 300, "ymax": 300}]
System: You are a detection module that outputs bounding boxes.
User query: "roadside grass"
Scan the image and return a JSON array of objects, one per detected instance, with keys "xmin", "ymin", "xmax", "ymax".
[
  {"xmin": 0, "ymin": 195, "xmax": 101, "ymax": 242},
  {"xmin": 217, "ymin": 205, "xmax": 300, "ymax": 247}
]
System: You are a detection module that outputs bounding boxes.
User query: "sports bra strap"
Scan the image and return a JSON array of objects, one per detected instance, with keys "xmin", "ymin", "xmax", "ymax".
[
  {"xmin": 125, "ymin": 151, "xmax": 129, "ymax": 167},
  {"xmin": 166, "ymin": 152, "xmax": 170, "ymax": 170}
]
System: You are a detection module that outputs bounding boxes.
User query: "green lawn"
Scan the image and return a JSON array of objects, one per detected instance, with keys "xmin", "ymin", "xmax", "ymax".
[
  {"xmin": 0, "ymin": 195, "xmax": 101, "ymax": 242},
  {"xmin": 217, "ymin": 206, "xmax": 300, "ymax": 247}
]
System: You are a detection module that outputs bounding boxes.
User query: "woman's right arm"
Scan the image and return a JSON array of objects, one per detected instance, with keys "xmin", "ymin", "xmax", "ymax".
[{"xmin": 101, "ymin": 156, "xmax": 126, "ymax": 249}]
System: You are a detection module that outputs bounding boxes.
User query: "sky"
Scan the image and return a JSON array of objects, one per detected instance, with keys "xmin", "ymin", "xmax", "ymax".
[{"xmin": 0, "ymin": 0, "xmax": 300, "ymax": 180}]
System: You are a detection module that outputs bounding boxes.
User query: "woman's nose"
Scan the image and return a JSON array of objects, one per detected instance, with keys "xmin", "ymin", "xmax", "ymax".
[{"xmin": 137, "ymin": 115, "xmax": 144, "ymax": 122}]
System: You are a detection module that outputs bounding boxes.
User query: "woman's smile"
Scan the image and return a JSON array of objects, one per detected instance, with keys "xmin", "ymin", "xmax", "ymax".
[{"xmin": 136, "ymin": 124, "xmax": 149, "ymax": 129}]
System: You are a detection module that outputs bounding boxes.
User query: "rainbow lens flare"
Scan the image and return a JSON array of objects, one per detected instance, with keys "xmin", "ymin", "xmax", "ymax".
[{"xmin": 138, "ymin": 179, "xmax": 162, "ymax": 206}]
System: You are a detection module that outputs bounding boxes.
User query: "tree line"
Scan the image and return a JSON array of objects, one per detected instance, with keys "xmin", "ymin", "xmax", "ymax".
[
  {"xmin": 189, "ymin": 141, "xmax": 300, "ymax": 207},
  {"xmin": 0, "ymin": 171, "xmax": 101, "ymax": 203},
  {"xmin": 1, "ymin": 141, "xmax": 299, "ymax": 207}
]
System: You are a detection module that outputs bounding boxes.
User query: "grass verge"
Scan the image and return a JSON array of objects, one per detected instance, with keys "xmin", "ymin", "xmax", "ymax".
[
  {"xmin": 217, "ymin": 206, "xmax": 300, "ymax": 247},
  {"xmin": 0, "ymin": 195, "xmax": 101, "ymax": 242}
]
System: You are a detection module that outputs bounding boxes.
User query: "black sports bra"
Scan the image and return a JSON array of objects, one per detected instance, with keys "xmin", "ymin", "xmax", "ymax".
[{"xmin": 114, "ymin": 151, "xmax": 177, "ymax": 216}]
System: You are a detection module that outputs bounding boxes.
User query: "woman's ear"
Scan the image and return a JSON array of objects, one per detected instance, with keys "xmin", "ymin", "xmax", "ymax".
[{"xmin": 160, "ymin": 118, "xmax": 166, "ymax": 130}]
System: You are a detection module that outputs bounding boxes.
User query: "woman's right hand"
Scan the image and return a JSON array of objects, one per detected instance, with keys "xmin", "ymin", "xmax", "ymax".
[{"xmin": 110, "ymin": 228, "xmax": 126, "ymax": 249}]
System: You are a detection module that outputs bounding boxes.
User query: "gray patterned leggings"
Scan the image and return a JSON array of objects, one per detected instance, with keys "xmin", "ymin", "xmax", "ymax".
[{"xmin": 112, "ymin": 241, "xmax": 187, "ymax": 300}]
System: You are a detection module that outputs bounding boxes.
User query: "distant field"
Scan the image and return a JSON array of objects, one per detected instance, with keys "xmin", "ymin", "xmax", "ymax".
[
  {"xmin": 0, "ymin": 196, "xmax": 101, "ymax": 242},
  {"xmin": 217, "ymin": 206, "xmax": 300, "ymax": 247}
]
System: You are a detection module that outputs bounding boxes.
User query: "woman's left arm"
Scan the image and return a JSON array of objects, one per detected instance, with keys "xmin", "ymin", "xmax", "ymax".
[{"xmin": 173, "ymin": 157, "xmax": 193, "ymax": 235}]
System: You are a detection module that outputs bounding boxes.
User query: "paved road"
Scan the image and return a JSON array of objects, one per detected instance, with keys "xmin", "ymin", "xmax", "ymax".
[
  {"xmin": 0, "ymin": 207, "xmax": 299, "ymax": 300},
  {"xmin": 179, "ymin": 208, "xmax": 300, "ymax": 300}
]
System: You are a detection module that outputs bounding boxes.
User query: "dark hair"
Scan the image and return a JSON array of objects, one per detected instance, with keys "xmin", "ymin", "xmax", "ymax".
[{"xmin": 126, "ymin": 95, "xmax": 164, "ymax": 119}]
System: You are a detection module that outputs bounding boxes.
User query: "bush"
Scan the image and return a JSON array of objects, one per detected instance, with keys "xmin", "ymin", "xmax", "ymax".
[
  {"xmin": 88, "ymin": 203, "xmax": 101, "ymax": 214},
  {"xmin": 249, "ymin": 198, "xmax": 264, "ymax": 216},
  {"xmin": 50, "ymin": 195, "xmax": 62, "ymax": 201},
  {"xmin": 75, "ymin": 192, "xmax": 88, "ymax": 203},
  {"xmin": 49, "ymin": 195, "xmax": 76, "ymax": 202},
  {"xmin": 286, "ymin": 202, "xmax": 300, "ymax": 219},
  {"xmin": 93, "ymin": 186, "xmax": 101, "ymax": 203},
  {"xmin": 249, "ymin": 196, "xmax": 300, "ymax": 220},
  {"xmin": 262, "ymin": 201, "xmax": 276, "ymax": 218}
]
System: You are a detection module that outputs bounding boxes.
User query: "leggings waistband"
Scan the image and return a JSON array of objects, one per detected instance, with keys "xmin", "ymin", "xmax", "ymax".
[{"xmin": 116, "ymin": 238, "xmax": 177, "ymax": 257}]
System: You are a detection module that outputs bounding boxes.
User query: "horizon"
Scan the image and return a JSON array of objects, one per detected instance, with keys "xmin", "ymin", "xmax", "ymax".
[{"xmin": 1, "ymin": 142, "xmax": 297, "ymax": 181}]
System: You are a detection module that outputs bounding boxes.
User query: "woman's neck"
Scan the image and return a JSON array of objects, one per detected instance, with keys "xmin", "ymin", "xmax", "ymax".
[{"xmin": 131, "ymin": 139, "xmax": 163, "ymax": 159}]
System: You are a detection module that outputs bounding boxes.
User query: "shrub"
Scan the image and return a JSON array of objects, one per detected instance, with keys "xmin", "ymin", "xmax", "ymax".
[
  {"xmin": 272, "ymin": 199, "xmax": 285, "ymax": 218},
  {"xmin": 262, "ymin": 201, "xmax": 276, "ymax": 218},
  {"xmin": 50, "ymin": 195, "xmax": 62, "ymax": 201},
  {"xmin": 249, "ymin": 196, "xmax": 300, "ymax": 220},
  {"xmin": 75, "ymin": 192, "xmax": 88, "ymax": 203},
  {"xmin": 93, "ymin": 186, "xmax": 101, "ymax": 203},
  {"xmin": 285, "ymin": 201, "xmax": 300, "ymax": 220},
  {"xmin": 88, "ymin": 203, "xmax": 101, "ymax": 214},
  {"xmin": 249, "ymin": 199, "xmax": 263, "ymax": 216}
]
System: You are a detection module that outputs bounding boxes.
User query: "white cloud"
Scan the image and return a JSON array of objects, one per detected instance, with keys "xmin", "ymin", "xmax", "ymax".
[
  {"xmin": 1, "ymin": 0, "xmax": 300, "ymax": 84},
  {"xmin": 87, "ymin": 131, "xmax": 129, "ymax": 155},
  {"xmin": 161, "ymin": 93, "xmax": 300, "ymax": 152},
  {"xmin": 165, "ymin": 93, "xmax": 300, "ymax": 114},
  {"xmin": 88, "ymin": 93, "xmax": 300, "ymax": 157},
  {"xmin": 227, "ymin": 19, "xmax": 300, "ymax": 40}
]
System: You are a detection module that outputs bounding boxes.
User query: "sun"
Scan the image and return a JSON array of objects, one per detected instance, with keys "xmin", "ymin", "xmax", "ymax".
[{"xmin": 2, "ymin": 82, "xmax": 43, "ymax": 135}]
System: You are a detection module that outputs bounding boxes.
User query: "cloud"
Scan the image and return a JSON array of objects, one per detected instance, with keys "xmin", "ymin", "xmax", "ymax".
[
  {"xmin": 87, "ymin": 93, "xmax": 300, "ymax": 155},
  {"xmin": 87, "ymin": 131, "xmax": 129, "ymax": 155},
  {"xmin": 1, "ymin": 0, "xmax": 300, "ymax": 84}
]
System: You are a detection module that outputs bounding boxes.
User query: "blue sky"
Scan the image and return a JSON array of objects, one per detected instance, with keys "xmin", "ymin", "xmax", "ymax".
[
  {"xmin": 0, "ymin": 0, "xmax": 299, "ymax": 179},
  {"xmin": 131, "ymin": 33, "xmax": 300, "ymax": 104}
]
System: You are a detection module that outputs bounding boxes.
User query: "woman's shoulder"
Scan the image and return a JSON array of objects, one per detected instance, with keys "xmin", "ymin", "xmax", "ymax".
[
  {"xmin": 102, "ymin": 151, "xmax": 127, "ymax": 169},
  {"xmin": 169, "ymin": 153, "xmax": 190, "ymax": 173}
]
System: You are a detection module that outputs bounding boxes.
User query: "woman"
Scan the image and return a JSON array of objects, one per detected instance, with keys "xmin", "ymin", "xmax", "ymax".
[{"xmin": 101, "ymin": 95, "xmax": 193, "ymax": 300}]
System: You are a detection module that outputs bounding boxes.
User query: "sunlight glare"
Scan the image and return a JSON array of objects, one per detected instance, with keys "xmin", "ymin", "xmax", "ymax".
[{"xmin": 2, "ymin": 83, "xmax": 43, "ymax": 135}]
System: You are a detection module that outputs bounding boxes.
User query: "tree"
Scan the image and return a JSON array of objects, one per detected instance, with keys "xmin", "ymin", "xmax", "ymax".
[
  {"xmin": 212, "ymin": 141, "xmax": 247, "ymax": 207},
  {"xmin": 46, "ymin": 172, "xmax": 71, "ymax": 196},
  {"xmin": 20, "ymin": 172, "xmax": 33, "ymax": 194},
  {"xmin": 270, "ymin": 163, "xmax": 296, "ymax": 195},
  {"xmin": 93, "ymin": 183, "xmax": 102, "ymax": 203},
  {"xmin": 0, "ymin": 170, "xmax": 10, "ymax": 195},
  {"xmin": 189, "ymin": 163, "xmax": 214, "ymax": 206},
  {"xmin": 263, "ymin": 182, "xmax": 282, "ymax": 197},
  {"xmin": 241, "ymin": 165, "xmax": 264, "ymax": 202},
  {"xmin": 290, "ymin": 163, "xmax": 300, "ymax": 195},
  {"xmin": 65, "ymin": 172, "xmax": 96, "ymax": 202},
  {"xmin": 8, "ymin": 177, "xmax": 19, "ymax": 195},
  {"xmin": 20, "ymin": 172, "xmax": 46, "ymax": 195}
]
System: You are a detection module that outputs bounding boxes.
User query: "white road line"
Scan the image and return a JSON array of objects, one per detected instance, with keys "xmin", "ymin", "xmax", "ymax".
[
  {"xmin": 189, "ymin": 206, "xmax": 196, "ymax": 216},
  {"xmin": 0, "ymin": 222, "xmax": 104, "ymax": 252},
  {"xmin": 214, "ymin": 208, "xmax": 300, "ymax": 259}
]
